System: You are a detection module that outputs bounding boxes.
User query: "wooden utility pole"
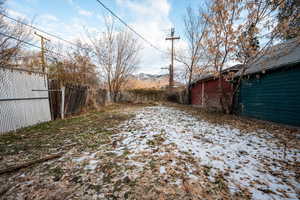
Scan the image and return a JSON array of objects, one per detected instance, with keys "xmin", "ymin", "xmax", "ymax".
[
  {"xmin": 166, "ymin": 28, "xmax": 180, "ymax": 88},
  {"xmin": 34, "ymin": 32, "xmax": 50, "ymax": 73}
]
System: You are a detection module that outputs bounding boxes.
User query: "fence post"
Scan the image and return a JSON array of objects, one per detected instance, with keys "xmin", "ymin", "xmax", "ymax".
[{"xmin": 61, "ymin": 86, "xmax": 65, "ymax": 119}]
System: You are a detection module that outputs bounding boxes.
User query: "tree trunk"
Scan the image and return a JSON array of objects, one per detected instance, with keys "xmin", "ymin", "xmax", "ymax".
[
  {"xmin": 187, "ymin": 67, "xmax": 193, "ymax": 104},
  {"xmin": 218, "ymin": 73, "xmax": 230, "ymax": 114},
  {"xmin": 228, "ymin": 67, "xmax": 247, "ymax": 114}
]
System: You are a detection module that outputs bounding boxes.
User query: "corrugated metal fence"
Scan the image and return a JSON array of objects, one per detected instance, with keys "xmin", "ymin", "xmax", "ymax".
[{"xmin": 0, "ymin": 67, "xmax": 51, "ymax": 133}]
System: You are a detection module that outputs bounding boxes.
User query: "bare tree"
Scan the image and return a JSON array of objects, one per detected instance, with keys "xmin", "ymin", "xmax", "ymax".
[
  {"xmin": 176, "ymin": 6, "xmax": 209, "ymax": 99},
  {"xmin": 201, "ymin": 0, "xmax": 243, "ymax": 113},
  {"xmin": 67, "ymin": 41, "xmax": 99, "ymax": 86},
  {"xmin": 19, "ymin": 50, "xmax": 44, "ymax": 73},
  {"xmin": 46, "ymin": 41, "xmax": 98, "ymax": 86},
  {"xmin": 231, "ymin": 0, "xmax": 298, "ymax": 112},
  {"xmin": 200, "ymin": 0, "xmax": 294, "ymax": 113},
  {"xmin": 90, "ymin": 19, "xmax": 141, "ymax": 102},
  {"xmin": 275, "ymin": 0, "xmax": 300, "ymax": 40},
  {"xmin": 0, "ymin": 0, "xmax": 31, "ymax": 67}
]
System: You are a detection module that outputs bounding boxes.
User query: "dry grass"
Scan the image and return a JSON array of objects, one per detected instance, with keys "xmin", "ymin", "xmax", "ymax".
[
  {"xmin": 0, "ymin": 102, "xmax": 243, "ymax": 200},
  {"xmin": 165, "ymin": 102, "xmax": 300, "ymax": 150},
  {"xmin": 1, "ymin": 102, "xmax": 297, "ymax": 200},
  {"xmin": 0, "ymin": 103, "xmax": 146, "ymax": 168}
]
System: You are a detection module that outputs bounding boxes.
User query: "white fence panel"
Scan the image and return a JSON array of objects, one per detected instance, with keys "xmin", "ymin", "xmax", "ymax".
[{"xmin": 0, "ymin": 67, "xmax": 51, "ymax": 134}]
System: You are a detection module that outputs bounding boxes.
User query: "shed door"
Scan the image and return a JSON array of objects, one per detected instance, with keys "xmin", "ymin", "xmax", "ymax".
[{"xmin": 238, "ymin": 66, "xmax": 300, "ymax": 126}]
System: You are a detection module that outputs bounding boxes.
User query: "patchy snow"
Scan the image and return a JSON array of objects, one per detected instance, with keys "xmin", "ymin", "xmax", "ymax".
[
  {"xmin": 72, "ymin": 152, "xmax": 97, "ymax": 162},
  {"xmin": 72, "ymin": 152, "xmax": 100, "ymax": 171},
  {"xmin": 114, "ymin": 106, "xmax": 300, "ymax": 200},
  {"xmin": 160, "ymin": 166, "xmax": 166, "ymax": 174},
  {"xmin": 84, "ymin": 160, "xmax": 98, "ymax": 170}
]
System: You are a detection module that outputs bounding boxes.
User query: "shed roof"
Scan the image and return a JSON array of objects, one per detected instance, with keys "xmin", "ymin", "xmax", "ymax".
[
  {"xmin": 238, "ymin": 37, "xmax": 300, "ymax": 76},
  {"xmin": 191, "ymin": 64, "xmax": 242, "ymax": 85}
]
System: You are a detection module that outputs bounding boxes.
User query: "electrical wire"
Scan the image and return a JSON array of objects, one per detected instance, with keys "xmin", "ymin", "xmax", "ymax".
[
  {"xmin": 0, "ymin": 32, "xmax": 98, "ymax": 75},
  {"xmin": 95, "ymin": 0, "xmax": 167, "ymax": 54},
  {"xmin": 0, "ymin": 32, "xmax": 66, "ymax": 59},
  {"xmin": 0, "ymin": 12, "xmax": 89, "ymax": 51},
  {"xmin": 1, "ymin": 7, "xmax": 168, "ymax": 55}
]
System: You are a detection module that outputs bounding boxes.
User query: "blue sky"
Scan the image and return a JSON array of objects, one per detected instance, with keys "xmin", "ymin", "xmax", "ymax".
[{"xmin": 5, "ymin": 0, "xmax": 200, "ymax": 74}]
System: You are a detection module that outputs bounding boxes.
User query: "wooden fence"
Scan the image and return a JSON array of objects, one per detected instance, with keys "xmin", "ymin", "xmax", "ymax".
[{"xmin": 48, "ymin": 80, "xmax": 88, "ymax": 119}]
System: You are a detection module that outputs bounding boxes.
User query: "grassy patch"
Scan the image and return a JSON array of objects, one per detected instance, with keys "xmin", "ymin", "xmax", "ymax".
[
  {"xmin": 203, "ymin": 165, "xmax": 212, "ymax": 176},
  {"xmin": 122, "ymin": 148, "xmax": 131, "ymax": 157},
  {"xmin": 146, "ymin": 135, "xmax": 165, "ymax": 147},
  {"xmin": 0, "ymin": 103, "xmax": 143, "ymax": 166},
  {"xmin": 49, "ymin": 166, "xmax": 64, "ymax": 181}
]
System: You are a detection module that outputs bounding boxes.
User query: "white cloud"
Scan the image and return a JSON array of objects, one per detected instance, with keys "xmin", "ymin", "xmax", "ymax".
[
  {"xmin": 7, "ymin": 9, "xmax": 28, "ymax": 19},
  {"xmin": 65, "ymin": 0, "xmax": 74, "ymax": 6},
  {"xmin": 66, "ymin": 0, "xmax": 93, "ymax": 17},
  {"xmin": 7, "ymin": 0, "xmax": 180, "ymax": 75},
  {"xmin": 24, "ymin": 0, "xmax": 39, "ymax": 4},
  {"xmin": 115, "ymin": 0, "xmax": 174, "ymax": 74},
  {"xmin": 40, "ymin": 14, "xmax": 58, "ymax": 22},
  {"xmin": 78, "ymin": 9, "xmax": 93, "ymax": 17}
]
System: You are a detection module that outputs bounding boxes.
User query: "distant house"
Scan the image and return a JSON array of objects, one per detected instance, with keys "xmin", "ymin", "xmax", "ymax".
[
  {"xmin": 236, "ymin": 37, "xmax": 300, "ymax": 126},
  {"xmin": 190, "ymin": 66, "xmax": 240, "ymax": 111}
]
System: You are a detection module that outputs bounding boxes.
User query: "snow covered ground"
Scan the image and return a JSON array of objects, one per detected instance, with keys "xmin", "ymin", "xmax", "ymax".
[{"xmin": 112, "ymin": 106, "xmax": 300, "ymax": 200}]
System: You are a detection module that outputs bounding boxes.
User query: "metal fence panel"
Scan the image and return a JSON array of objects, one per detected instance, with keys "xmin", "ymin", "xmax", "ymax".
[{"xmin": 0, "ymin": 67, "xmax": 51, "ymax": 134}]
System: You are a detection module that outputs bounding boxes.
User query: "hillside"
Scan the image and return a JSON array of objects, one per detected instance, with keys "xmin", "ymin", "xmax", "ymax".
[{"xmin": 126, "ymin": 73, "xmax": 183, "ymax": 89}]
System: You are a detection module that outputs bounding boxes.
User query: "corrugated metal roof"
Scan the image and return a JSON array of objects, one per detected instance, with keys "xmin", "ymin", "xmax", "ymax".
[
  {"xmin": 238, "ymin": 37, "xmax": 300, "ymax": 76},
  {"xmin": 191, "ymin": 38, "xmax": 300, "ymax": 84},
  {"xmin": 191, "ymin": 64, "xmax": 242, "ymax": 85},
  {"xmin": 191, "ymin": 73, "xmax": 215, "ymax": 84}
]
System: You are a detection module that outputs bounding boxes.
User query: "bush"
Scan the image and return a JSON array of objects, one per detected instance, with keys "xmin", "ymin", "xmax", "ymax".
[
  {"xmin": 120, "ymin": 89, "xmax": 166, "ymax": 103},
  {"xmin": 166, "ymin": 89, "xmax": 189, "ymax": 104}
]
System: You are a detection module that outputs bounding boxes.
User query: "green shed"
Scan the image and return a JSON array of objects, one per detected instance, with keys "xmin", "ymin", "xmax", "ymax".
[{"xmin": 237, "ymin": 38, "xmax": 300, "ymax": 127}]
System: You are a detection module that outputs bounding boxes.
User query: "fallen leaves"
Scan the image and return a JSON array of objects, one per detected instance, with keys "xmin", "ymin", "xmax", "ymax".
[{"xmin": 0, "ymin": 104, "xmax": 299, "ymax": 200}]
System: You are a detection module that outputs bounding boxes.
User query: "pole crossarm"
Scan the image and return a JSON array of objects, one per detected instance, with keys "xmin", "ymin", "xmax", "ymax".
[
  {"xmin": 34, "ymin": 32, "xmax": 50, "ymax": 73},
  {"xmin": 166, "ymin": 36, "xmax": 180, "ymax": 40},
  {"xmin": 165, "ymin": 28, "xmax": 180, "ymax": 88}
]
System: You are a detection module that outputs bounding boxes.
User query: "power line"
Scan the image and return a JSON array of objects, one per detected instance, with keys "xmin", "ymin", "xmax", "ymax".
[
  {"xmin": 2, "ymin": 8, "xmax": 167, "ymax": 55},
  {"xmin": 0, "ymin": 32, "xmax": 66, "ymax": 59},
  {"xmin": 0, "ymin": 12, "xmax": 88, "ymax": 51},
  {"xmin": 95, "ymin": 0, "xmax": 166, "ymax": 54},
  {"xmin": 0, "ymin": 32, "xmax": 98, "ymax": 76},
  {"xmin": 0, "ymin": 32, "xmax": 41, "ymax": 49}
]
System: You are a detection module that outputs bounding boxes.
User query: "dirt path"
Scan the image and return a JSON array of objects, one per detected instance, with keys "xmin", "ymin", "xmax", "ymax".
[{"xmin": 1, "ymin": 105, "xmax": 299, "ymax": 200}]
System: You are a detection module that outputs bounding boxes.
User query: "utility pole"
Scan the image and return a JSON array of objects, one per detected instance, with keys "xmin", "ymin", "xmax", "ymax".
[
  {"xmin": 166, "ymin": 28, "xmax": 180, "ymax": 88},
  {"xmin": 34, "ymin": 32, "xmax": 50, "ymax": 73}
]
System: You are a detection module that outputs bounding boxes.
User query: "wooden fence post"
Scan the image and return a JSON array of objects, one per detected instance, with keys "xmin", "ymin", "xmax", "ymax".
[{"xmin": 61, "ymin": 86, "xmax": 65, "ymax": 119}]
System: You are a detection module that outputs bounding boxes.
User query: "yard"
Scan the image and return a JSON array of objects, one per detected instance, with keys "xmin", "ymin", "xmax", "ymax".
[{"xmin": 0, "ymin": 103, "xmax": 299, "ymax": 200}]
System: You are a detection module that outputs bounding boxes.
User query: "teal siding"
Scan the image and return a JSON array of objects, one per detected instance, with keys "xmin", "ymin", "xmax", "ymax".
[{"xmin": 238, "ymin": 66, "xmax": 300, "ymax": 126}]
